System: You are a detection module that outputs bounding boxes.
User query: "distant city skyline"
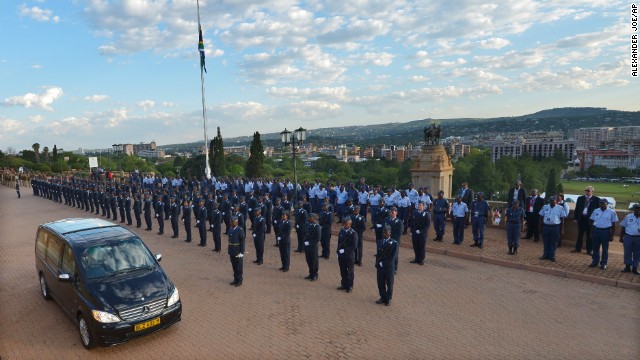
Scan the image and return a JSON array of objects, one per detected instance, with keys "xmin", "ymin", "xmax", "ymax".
[{"xmin": 1, "ymin": 0, "xmax": 637, "ymax": 151}]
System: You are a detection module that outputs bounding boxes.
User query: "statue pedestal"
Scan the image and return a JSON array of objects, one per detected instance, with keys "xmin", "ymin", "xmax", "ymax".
[{"xmin": 411, "ymin": 144, "xmax": 453, "ymax": 197}]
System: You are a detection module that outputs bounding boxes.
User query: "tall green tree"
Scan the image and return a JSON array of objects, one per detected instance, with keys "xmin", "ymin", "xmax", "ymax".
[
  {"xmin": 42, "ymin": 146, "xmax": 50, "ymax": 163},
  {"xmin": 52, "ymin": 145, "xmax": 58, "ymax": 162},
  {"xmin": 210, "ymin": 127, "xmax": 227, "ymax": 177},
  {"xmin": 32, "ymin": 143, "xmax": 40, "ymax": 163},
  {"xmin": 245, "ymin": 131, "xmax": 265, "ymax": 178},
  {"xmin": 545, "ymin": 168, "xmax": 558, "ymax": 196}
]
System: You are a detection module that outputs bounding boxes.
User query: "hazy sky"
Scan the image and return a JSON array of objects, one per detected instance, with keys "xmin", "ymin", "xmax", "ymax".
[{"xmin": 1, "ymin": 0, "xmax": 637, "ymax": 152}]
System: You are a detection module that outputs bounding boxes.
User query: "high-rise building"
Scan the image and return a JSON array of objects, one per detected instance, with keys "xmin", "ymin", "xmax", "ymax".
[
  {"xmin": 490, "ymin": 134, "xmax": 575, "ymax": 162},
  {"xmin": 574, "ymin": 126, "xmax": 640, "ymax": 149}
]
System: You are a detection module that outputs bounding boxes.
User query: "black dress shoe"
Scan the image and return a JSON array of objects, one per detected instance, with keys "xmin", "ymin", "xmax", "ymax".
[
  {"xmin": 310, "ymin": 276, "xmax": 318, "ymax": 281},
  {"xmin": 185, "ymin": 240, "xmax": 192, "ymax": 242},
  {"xmin": 586, "ymin": 251, "xmax": 592, "ymax": 255},
  {"xmin": 418, "ymin": 262, "xmax": 424, "ymax": 266},
  {"xmin": 385, "ymin": 301, "xmax": 391, "ymax": 306},
  {"xmin": 479, "ymin": 244, "xmax": 483, "ymax": 249},
  {"xmin": 621, "ymin": 265, "xmax": 631, "ymax": 273},
  {"xmin": 571, "ymin": 249, "xmax": 581, "ymax": 253},
  {"xmin": 346, "ymin": 288, "xmax": 352, "ymax": 293},
  {"xmin": 235, "ymin": 281, "xmax": 242, "ymax": 287},
  {"xmin": 171, "ymin": 235, "xmax": 178, "ymax": 239},
  {"xmin": 600, "ymin": 264, "xmax": 607, "ymax": 270},
  {"xmin": 410, "ymin": 259, "xmax": 419, "ymax": 263},
  {"xmin": 198, "ymin": 243, "xmax": 206, "ymax": 247},
  {"xmin": 356, "ymin": 262, "xmax": 362, "ymax": 266},
  {"xmin": 470, "ymin": 243, "xmax": 478, "ymax": 247},
  {"xmin": 145, "ymin": 228, "xmax": 152, "ymax": 231},
  {"xmin": 539, "ymin": 256, "xmax": 548, "ymax": 260},
  {"xmin": 337, "ymin": 286, "xmax": 347, "ymax": 290},
  {"xmin": 375, "ymin": 299, "xmax": 386, "ymax": 304},
  {"xmin": 157, "ymin": 232, "xmax": 163, "ymax": 235},
  {"xmin": 281, "ymin": 269, "xmax": 289, "ymax": 272},
  {"xmin": 549, "ymin": 258, "xmax": 556, "ymax": 262},
  {"xmin": 230, "ymin": 281, "xmax": 238, "ymax": 285},
  {"xmin": 304, "ymin": 275, "xmax": 312, "ymax": 279},
  {"xmin": 589, "ymin": 263, "xmax": 597, "ymax": 268}
]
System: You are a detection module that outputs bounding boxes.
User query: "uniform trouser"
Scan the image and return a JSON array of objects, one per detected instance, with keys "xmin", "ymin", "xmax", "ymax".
[
  {"xmin": 157, "ymin": 217, "xmax": 164, "ymax": 234},
  {"xmin": 434, "ymin": 213, "xmax": 446, "ymax": 238},
  {"xmin": 370, "ymin": 206, "xmax": 379, "ymax": 226},
  {"xmin": 171, "ymin": 218, "xmax": 179, "ymax": 236},
  {"xmin": 213, "ymin": 229, "xmax": 221, "ymax": 250},
  {"xmin": 576, "ymin": 218, "xmax": 593, "ymax": 253},
  {"xmin": 375, "ymin": 225, "xmax": 383, "ymax": 241},
  {"xmin": 106, "ymin": 205, "xmax": 111, "ymax": 218},
  {"xmin": 525, "ymin": 212, "xmax": 539, "ymax": 240},
  {"xmin": 111, "ymin": 205, "xmax": 117, "ymax": 220},
  {"xmin": 125, "ymin": 211, "xmax": 132, "ymax": 225},
  {"xmin": 89, "ymin": 201, "xmax": 94, "ymax": 212},
  {"xmin": 356, "ymin": 231, "xmax": 364, "ymax": 264},
  {"xmin": 266, "ymin": 215, "xmax": 272, "ymax": 233},
  {"xmin": 224, "ymin": 217, "xmax": 230, "ymax": 234},
  {"xmin": 412, "ymin": 231, "xmax": 427, "ymax": 262},
  {"xmin": 305, "ymin": 244, "xmax": 319, "ymax": 277},
  {"xmin": 144, "ymin": 213, "xmax": 152, "ymax": 229},
  {"xmin": 506, "ymin": 223, "xmax": 521, "ymax": 248},
  {"xmin": 399, "ymin": 208, "xmax": 409, "ymax": 231},
  {"xmin": 542, "ymin": 224, "xmax": 560, "ymax": 259},
  {"xmin": 230, "ymin": 255, "xmax": 243, "ymax": 283},
  {"xmin": 453, "ymin": 217, "xmax": 466, "ymax": 244},
  {"xmin": 95, "ymin": 200, "xmax": 100, "ymax": 214},
  {"xmin": 310, "ymin": 198, "xmax": 318, "ymax": 213},
  {"xmin": 119, "ymin": 208, "xmax": 125, "ymax": 222},
  {"xmin": 184, "ymin": 221, "xmax": 192, "ymax": 241},
  {"xmin": 279, "ymin": 239, "xmax": 290, "ymax": 269},
  {"xmin": 338, "ymin": 255, "xmax": 355, "ymax": 288},
  {"xmin": 359, "ymin": 205, "xmax": 368, "ymax": 222},
  {"xmin": 376, "ymin": 267, "xmax": 394, "ymax": 302},
  {"xmin": 394, "ymin": 239, "xmax": 401, "ymax": 271},
  {"xmin": 134, "ymin": 211, "xmax": 141, "ymax": 227},
  {"xmin": 337, "ymin": 204, "xmax": 345, "ymax": 221},
  {"xmin": 254, "ymin": 235, "xmax": 264, "ymax": 262},
  {"xmin": 623, "ymin": 235, "xmax": 640, "ymax": 267},
  {"xmin": 17, "ymin": 190, "xmax": 20, "ymax": 198},
  {"xmin": 164, "ymin": 206, "xmax": 170, "ymax": 220},
  {"xmin": 472, "ymin": 217, "xmax": 486, "ymax": 245},
  {"xmin": 296, "ymin": 228, "xmax": 305, "ymax": 251},
  {"xmin": 591, "ymin": 227, "xmax": 612, "ymax": 265},
  {"xmin": 321, "ymin": 231, "xmax": 331, "ymax": 257},
  {"xmin": 197, "ymin": 223, "xmax": 206, "ymax": 244}
]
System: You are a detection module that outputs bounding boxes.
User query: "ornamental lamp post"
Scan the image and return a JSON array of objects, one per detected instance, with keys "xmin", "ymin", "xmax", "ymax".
[{"xmin": 281, "ymin": 127, "xmax": 307, "ymax": 207}]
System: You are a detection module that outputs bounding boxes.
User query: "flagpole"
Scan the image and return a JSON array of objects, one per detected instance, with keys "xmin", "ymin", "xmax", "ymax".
[{"xmin": 197, "ymin": 0, "xmax": 211, "ymax": 179}]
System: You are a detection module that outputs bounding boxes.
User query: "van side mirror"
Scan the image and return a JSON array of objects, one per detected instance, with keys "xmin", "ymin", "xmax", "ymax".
[
  {"xmin": 155, "ymin": 254, "xmax": 162, "ymax": 262},
  {"xmin": 58, "ymin": 273, "xmax": 72, "ymax": 282}
]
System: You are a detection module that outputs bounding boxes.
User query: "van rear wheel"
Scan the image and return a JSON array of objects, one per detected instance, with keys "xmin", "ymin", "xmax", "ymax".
[
  {"xmin": 39, "ymin": 274, "xmax": 51, "ymax": 300},
  {"xmin": 78, "ymin": 314, "xmax": 96, "ymax": 349}
]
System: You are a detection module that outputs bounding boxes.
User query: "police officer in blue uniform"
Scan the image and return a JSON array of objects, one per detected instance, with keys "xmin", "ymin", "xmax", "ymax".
[
  {"xmin": 304, "ymin": 213, "xmax": 321, "ymax": 281},
  {"xmin": 619, "ymin": 204, "xmax": 640, "ymax": 274},
  {"xmin": 385, "ymin": 207, "xmax": 403, "ymax": 273},
  {"xmin": 375, "ymin": 226, "xmax": 398, "ymax": 306},
  {"xmin": 252, "ymin": 209, "xmax": 266, "ymax": 265},
  {"xmin": 155, "ymin": 195, "xmax": 165, "ymax": 235},
  {"xmin": 505, "ymin": 200, "xmax": 525, "ymax": 255},
  {"xmin": 589, "ymin": 199, "xmax": 618, "ymax": 270},
  {"xmin": 410, "ymin": 202, "xmax": 430, "ymax": 265},
  {"xmin": 374, "ymin": 199, "xmax": 389, "ymax": 240},
  {"xmin": 450, "ymin": 195, "xmax": 469, "ymax": 245},
  {"xmin": 211, "ymin": 202, "xmax": 222, "ymax": 252},
  {"xmin": 351, "ymin": 206, "xmax": 366, "ymax": 266},
  {"xmin": 169, "ymin": 197, "xmax": 180, "ymax": 238},
  {"xmin": 143, "ymin": 193, "xmax": 153, "ymax": 231},
  {"xmin": 278, "ymin": 212, "xmax": 292, "ymax": 272},
  {"xmin": 319, "ymin": 204, "xmax": 333, "ymax": 259},
  {"xmin": 133, "ymin": 193, "xmax": 142, "ymax": 228},
  {"xmin": 228, "ymin": 216, "xmax": 245, "ymax": 287},
  {"xmin": 336, "ymin": 217, "xmax": 358, "ymax": 293},
  {"xmin": 470, "ymin": 192, "xmax": 491, "ymax": 248},
  {"xmin": 294, "ymin": 203, "xmax": 308, "ymax": 252},
  {"xmin": 196, "ymin": 199, "xmax": 207, "ymax": 246},
  {"xmin": 538, "ymin": 196, "xmax": 567, "ymax": 262},
  {"xmin": 432, "ymin": 191, "xmax": 449, "ymax": 242}
]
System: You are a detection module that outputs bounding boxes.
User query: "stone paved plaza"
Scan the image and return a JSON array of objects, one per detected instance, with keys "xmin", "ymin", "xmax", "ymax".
[{"xmin": 1, "ymin": 186, "xmax": 638, "ymax": 359}]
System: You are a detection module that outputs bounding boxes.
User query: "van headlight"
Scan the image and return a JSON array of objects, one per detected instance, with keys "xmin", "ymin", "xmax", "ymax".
[
  {"xmin": 167, "ymin": 288, "xmax": 179, "ymax": 307},
  {"xmin": 92, "ymin": 310, "xmax": 121, "ymax": 323}
]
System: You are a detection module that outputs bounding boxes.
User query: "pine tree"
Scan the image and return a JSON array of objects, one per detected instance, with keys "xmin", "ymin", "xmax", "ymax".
[
  {"xmin": 210, "ymin": 127, "xmax": 227, "ymax": 177},
  {"xmin": 245, "ymin": 131, "xmax": 264, "ymax": 178},
  {"xmin": 52, "ymin": 145, "xmax": 58, "ymax": 162},
  {"xmin": 545, "ymin": 168, "xmax": 557, "ymax": 197}
]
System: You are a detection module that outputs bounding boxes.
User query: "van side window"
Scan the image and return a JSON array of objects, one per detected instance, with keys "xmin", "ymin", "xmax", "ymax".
[
  {"xmin": 36, "ymin": 230, "xmax": 48, "ymax": 258},
  {"xmin": 46, "ymin": 236, "xmax": 63, "ymax": 268},
  {"xmin": 61, "ymin": 244, "xmax": 76, "ymax": 275}
]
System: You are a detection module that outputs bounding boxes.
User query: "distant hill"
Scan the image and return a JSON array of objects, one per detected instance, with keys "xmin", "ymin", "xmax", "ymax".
[{"xmin": 160, "ymin": 107, "xmax": 640, "ymax": 151}]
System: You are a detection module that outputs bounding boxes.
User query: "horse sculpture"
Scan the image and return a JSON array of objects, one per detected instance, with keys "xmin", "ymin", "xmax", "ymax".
[{"xmin": 423, "ymin": 123, "xmax": 441, "ymax": 145}]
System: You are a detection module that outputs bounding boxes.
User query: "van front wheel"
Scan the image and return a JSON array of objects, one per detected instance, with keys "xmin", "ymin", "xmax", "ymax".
[
  {"xmin": 39, "ymin": 274, "xmax": 51, "ymax": 300},
  {"xmin": 78, "ymin": 314, "xmax": 95, "ymax": 349}
]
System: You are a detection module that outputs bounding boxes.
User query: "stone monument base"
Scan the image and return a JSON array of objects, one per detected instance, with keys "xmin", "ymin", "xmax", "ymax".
[{"xmin": 411, "ymin": 144, "xmax": 453, "ymax": 197}]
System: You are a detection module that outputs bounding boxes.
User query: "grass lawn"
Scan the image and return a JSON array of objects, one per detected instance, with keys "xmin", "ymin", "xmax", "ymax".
[{"xmin": 560, "ymin": 180, "xmax": 640, "ymax": 209}]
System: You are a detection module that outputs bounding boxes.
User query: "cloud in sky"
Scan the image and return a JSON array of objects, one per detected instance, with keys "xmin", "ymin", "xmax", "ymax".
[
  {"xmin": 84, "ymin": 94, "xmax": 109, "ymax": 102},
  {"xmin": 2, "ymin": 87, "xmax": 63, "ymax": 111},
  {"xmin": 19, "ymin": 4, "xmax": 60, "ymax": 23}
]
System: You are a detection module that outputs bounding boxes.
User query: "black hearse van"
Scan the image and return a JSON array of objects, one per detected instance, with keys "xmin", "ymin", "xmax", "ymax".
[{"xmin": 35, "ymin": 218, "xmax": 182, "ymax": 349}]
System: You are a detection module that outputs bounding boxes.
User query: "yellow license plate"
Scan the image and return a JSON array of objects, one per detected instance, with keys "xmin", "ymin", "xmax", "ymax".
[{"xmin": 134, "ymin": 317, "xmax": 160, "ymax": 331}]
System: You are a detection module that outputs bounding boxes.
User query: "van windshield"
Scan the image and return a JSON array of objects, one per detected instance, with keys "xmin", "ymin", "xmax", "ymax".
[{"xmin": 79, "ymin": 237, "xmax": 156, "ymax": 280}]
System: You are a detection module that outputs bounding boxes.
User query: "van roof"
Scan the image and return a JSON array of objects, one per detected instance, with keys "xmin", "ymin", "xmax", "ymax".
[{"xmin": 41, "ymin": 218, "xmax": 134, "ymax": 245}]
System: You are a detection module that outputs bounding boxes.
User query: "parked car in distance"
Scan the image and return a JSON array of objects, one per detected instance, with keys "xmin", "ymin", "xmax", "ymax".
[{"xmin": 35, "ymin": 218, "xmax": 182, "ymax": 349}]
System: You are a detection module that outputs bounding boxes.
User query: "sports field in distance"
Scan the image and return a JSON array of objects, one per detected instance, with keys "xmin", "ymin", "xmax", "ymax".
[{"xmin": 560, "ymin": 180, "xmax": 640, "ymax": 209}]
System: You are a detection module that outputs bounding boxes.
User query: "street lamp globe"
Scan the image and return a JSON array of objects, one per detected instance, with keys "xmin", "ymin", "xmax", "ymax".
[{"xmin": 280, "ymin": 128, "xmax": 292, "ymax": 145}]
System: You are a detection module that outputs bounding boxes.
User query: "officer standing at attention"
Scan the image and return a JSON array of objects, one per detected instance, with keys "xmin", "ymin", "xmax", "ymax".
[
  {"xmin": 133, "ymin": 193, "xmax": 142, "ymax": 228},
  {"xmin": 505, "ymin": 200, "xmax": 525, "ymax": 255},
  {"xmin": 385, "ymin": 207, "xmax": 403, "ymax": 273},
  {"xmin": 304, "ymin": 213, "xmax": 321, "ymax": 281},
  {"xmin": 320, "ymin": 204, "xmax": 333, "ymax": 259},
  {"xmin": 143, "ymin": 193, "xmax": 153, "ymax": 231},
  {"xmin": 294, "ymin": 202, "xmax": 308, "ymax": 252},
  {"xmin": 169, "ymin": 197, "xmax": 180, "ymax": 239},
  {"xmin": 470, "ymin": 192, "xmax": 491, "ymax": 249},
  {"xmin": 211, "ymin": 202, "xmax": 222, "ymax": 252},
  {"xmin": 197, "ymin": 199, "xmax": 208, "ymax": 246},
  {"xmin": 410, "ymin": 202, "xmax": 430, "ymax": 265},
  {"xmin": 432, "ymin": 191, "xmax": 449, "ymax": 242},
  {"xmin": 588, "ymin": 199, "xmax": 618, "ymax": 270},
  {"xmin": 278, "ymin": 212, "xmax": 292, "ymax": 272},
  {"xmin": 619, "ymin": 204, "xmax": 640, "ymax": 274},
  {"xmin": 15, "ymin": 181, "xmax": 20, "ymax": 198},
  {"xmin": 351, "ymin": 206, "xmax": 366, "ymax": 266},
  {"xmin": 252, "ymin": 209, "xmax": 266, "ymax": 265},
  {"xmin": 450, "ymin": 195, "xmax": 469, "ymax": 245},
  {"xmin": 538, "ymin": 196, "xmax": 567, "ymax": 262},
  {"xmin": 181, "ymin": 199, "xmax": 192, "ymax": 243},
  {"xmin": 155, "ymin": 195, "xmax": 165, "ymax": 235},
  {"xmin": 125, "ymin": 193, "xmax": 133, "ymax": 226},
  {"xmin": 228, "ymin": 216, "xmax": 245, "ymax": 287},
  {"xmin": 336, "ymin": 217, "xmax": 358, "ymax": 293},
  {"xmin": 374, "ymin": 199, "xmax": 389, "ymax": 240},
  {"xmin": 376, "ymin": 226, "xmax": 398, "ymax": 306}
]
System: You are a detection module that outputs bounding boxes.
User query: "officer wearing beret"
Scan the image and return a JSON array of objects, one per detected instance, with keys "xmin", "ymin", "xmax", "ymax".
[
  {"xmin": 133, "ymin": 193, "xmax": 142, "ymax": 228},
  {"xmin": 196, "ymin": 198, "xmax": 207, "ymax": 246},
  {"xmin": 181, "ymin": 199, "xmax": 192, "ymax": 243},
  {"xmin": 470, "ymin": 192, "xmax": 491, "ymax": 249},
  {"xmin": 432, "ymin": 190, "xmax": 449, "ymax": 241},
  {"xmin": 228, "ymin": 216, "xmax": 245, "ymax": 287},
  {"xmin": 351, "ymin": 206, "xmax": 366, "ymax": 266},
  {"xmin": 376, "ymin": 226, "xmax": 398, "ymax": 306},
  {"xmin": 169, "ymin": 197, "xmax": 180, "ymax": 238},
  {"xmin": 337, "ymin": 217, "xmax": 358, "ymax": 293},
  {"xmin": 294, "ymin": 202, "xmax": 308, "ymax": 252},
  {"xmin": 410, "ymin": 202, "xmax": 430, "ymax": 265},
  {"xmin": 278, "ymin": 212, "xmax": 292, "ymax": 272},
  {"xmin": 505, "ymin": 200, "xmax": 525, "ymax": 255},
  {"xmin": 252, "ymin": 209, "xmax": 266, "ymax": 265},
  {"xmin": 125, "ymin": 193, "xmax": 133, "ymax": 226},
  {"xmin": 143, "ymin": 193, "xmax": 153, "ymax": 231},
  {"xmin": 304, "ymin": 213, "xmax": 321, "ymax": 281},
  {"xmin": 211, "ymin": 202, "xmax": 222, "ymax": 252}
]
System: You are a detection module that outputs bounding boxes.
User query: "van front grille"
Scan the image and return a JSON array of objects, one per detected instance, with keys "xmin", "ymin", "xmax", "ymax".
[{"xmin": 118, "ymin": 298, "xmax": 166, "ymax": 322}]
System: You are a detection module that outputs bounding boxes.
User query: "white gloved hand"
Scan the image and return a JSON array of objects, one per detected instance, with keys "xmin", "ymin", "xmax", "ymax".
[
  {"xmin": 376, "ymin": 224, "xmax": 382, "ymax": 228},
  {"xmin": 379, "ymin": 262, "xmax": 383, "ymax": 267},
  {"xmin": 237, "ymin": 254, "xmax": 244, "ymax": 258},
  {"xmin": 296, "ymin": 225, "xmax": 299, "ymax": 229},
  {"xmin": 169, "ymin": 215, "xmax": 172, "ymax": 219},
  {"xmin": 304, "ymin": 241, "xmax": 310, "ymax": 246},
  {"xmin": 277, "ymin": 237, "xmax": 281, "ymax": 241},
  {"xmin": 416, "ymin": 230, "xmax": 420, "ymax": 234},
  {"xmin": 339, "ymin": 249, "xmax": 345, "ymax": 254},
  {"xmin": 252, "ymin": 233, "xmax": 256, "ymax": 238},
  {"xmin": 196, "ymin": 220, "xmax": 200, "ymax": 224}
]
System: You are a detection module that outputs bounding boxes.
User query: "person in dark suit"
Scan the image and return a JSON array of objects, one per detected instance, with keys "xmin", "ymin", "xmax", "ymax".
[
  {"xmin": 143, "ymin": 194, "xmax": 153, "ymax": 231},
  {"xmin": 336, "ymin": 217, "xmax": 358, "ymax": 293},
  {"xmin": 507, "ymin": 181, "xmax": 527, "ymax": 208},
  {"xmin": 573, "ymin": 186, "xmax": 600, "ymax": 254},
  {"xmin": 133, "ymin": 193, "xmax": 142, "ymax": 228},
  {"xmin": 125, "ymin": 194, "xmax": 133, "ymax": 225},
  {"xmin": 251, "ymin": 209, "xmax": 266, "ymax": 264},
  {"xmin": 118, "ymin": 193, "xmax": 126, "ymax": 223},
  {"xmin": 304, "ymin": 213, "xmax": 321, "ymax": 281},
  {"xmin": 351, "ymin": 206, "xmax": 366, "ymax": 266},
  {"xmin": 228, "ymin": 216, "xmax": 245, "ymax": 287},
  {"xmin": 278, "ymin": 212, "xmax": 292, "ymax": 272},
  {"xmin": 155, "ymin": 195, "xmax": 165, "ymax": 235},
  {"xmin": 375, "ymin": 226, "xmax": 398, "ymax": 306},
  {"xmin": 181, "ymin": 199, "xmax": 192, "ymax": 242},
  {"xmin": 211, "ymin": 202, "xmax": 222, "ymax": 252},
  {"xmin": 522, "ymin": 189, "xmax": 544, "ymax": 242},
  {"xmin": 169, "ymin": 197, "xmax": 180, "ymax": 238},
  {"xmin": 457, "ymin": 182, "xmax": 474, "ymax": 208},
  {"xmin": 319, "ymin": 204, "xmax": 333, "ymax": 259}
]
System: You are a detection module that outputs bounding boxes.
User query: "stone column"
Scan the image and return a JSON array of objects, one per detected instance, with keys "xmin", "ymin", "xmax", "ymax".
[{"xmin": 411, "ymin": 144, "xmax": 454, "ymax": 197}]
